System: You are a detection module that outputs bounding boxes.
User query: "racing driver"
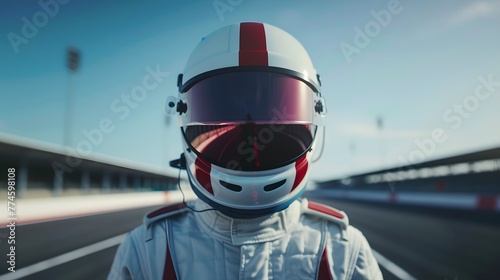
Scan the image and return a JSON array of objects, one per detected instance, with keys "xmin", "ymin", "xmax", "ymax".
[{"xmin": 108, "ymin": 22, "xmax": 383, "ymax": 280}]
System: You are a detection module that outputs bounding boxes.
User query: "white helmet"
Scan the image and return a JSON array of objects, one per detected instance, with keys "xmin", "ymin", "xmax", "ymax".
[{"xmin": 174, "ymin": 22, "xmax": 326, "ymax": 218}]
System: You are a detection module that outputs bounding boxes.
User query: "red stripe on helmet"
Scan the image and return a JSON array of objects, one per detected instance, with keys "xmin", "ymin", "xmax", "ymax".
[
  {"xmin": 195, "ymin": 157, "xmax": 214, "ymax": 195},
  {"xmin": 239, "ymin": 22, "xmax": 268, "ymax": 66},
  {"xmin": 291, "ymin": 155, "xmax": 308, "ymax": 191}
]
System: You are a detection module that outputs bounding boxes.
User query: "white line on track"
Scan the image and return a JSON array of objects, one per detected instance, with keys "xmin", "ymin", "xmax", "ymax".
[
  {"xmin": 0, "ymin": 233, "xmax": 127, "ymax": 280},
  {"xmin": 372, "ymin": 249, "xmax": 417, "ymax": 280}
]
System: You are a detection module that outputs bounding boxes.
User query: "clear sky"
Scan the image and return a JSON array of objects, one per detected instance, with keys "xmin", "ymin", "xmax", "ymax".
[{"xmin": 1, "ymin": 0, "xmax": 500, "ymax": 181}]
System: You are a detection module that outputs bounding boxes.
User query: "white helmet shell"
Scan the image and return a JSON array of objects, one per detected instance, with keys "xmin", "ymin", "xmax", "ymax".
[{"xmin": 176, "ymin": 22, "xmax": 325, "ymax": 218}]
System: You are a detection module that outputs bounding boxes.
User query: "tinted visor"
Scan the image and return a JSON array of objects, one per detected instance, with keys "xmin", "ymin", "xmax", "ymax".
[
  {"xmin": 183, "ymin": 124, "xmax": 315, "ymax": 171},
  {"xmin": 181, "ymin": 71, "xmax": 316, "ymax": 125}
]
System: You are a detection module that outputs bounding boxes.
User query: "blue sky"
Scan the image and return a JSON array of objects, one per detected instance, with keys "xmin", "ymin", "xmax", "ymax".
[{"xmin": 1, "ymin": 0, "xmax": 500, "ymax": 181}]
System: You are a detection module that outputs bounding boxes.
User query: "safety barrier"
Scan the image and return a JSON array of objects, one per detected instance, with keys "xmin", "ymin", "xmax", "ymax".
[{"xmin": 307, "ymin": 189, "xmax": 500, "ymax": 211}]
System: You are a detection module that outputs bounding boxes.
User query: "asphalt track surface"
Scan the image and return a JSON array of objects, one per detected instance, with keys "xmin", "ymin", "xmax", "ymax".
[{"xmin": 0, "ymin": 198, "xmax": 499, "ymax": 280}]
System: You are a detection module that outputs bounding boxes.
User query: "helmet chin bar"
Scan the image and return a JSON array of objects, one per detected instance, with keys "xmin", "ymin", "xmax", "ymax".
[
  {"xmin": 187, "ymin": 169, "xmax": 308, "ymax": 219},
  {"xmin": 182, "ymin": 137, "xmax": 312, "ymax": 216}
]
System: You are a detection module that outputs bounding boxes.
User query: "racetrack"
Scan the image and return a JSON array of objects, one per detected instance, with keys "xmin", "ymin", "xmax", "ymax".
[
  {"xmin": 310, "ymin": 198, "xmax": 500, "ymax": 280},
  {"xmin": 0, "ymin": 205, "xmax": 161, "ymax": 280},
  {"xmin": 1, "ymin": 198, "xmax": 499, "ymax": 280}
]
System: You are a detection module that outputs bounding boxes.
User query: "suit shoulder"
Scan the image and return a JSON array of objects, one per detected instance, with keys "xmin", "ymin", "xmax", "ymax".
[
  {"xmin": 143, "ymin": 202, "xmax": 190, "ymax": 228},
  {"xmin": 302, "ymin": 200, "xmax": 349, "ymax": 230}
]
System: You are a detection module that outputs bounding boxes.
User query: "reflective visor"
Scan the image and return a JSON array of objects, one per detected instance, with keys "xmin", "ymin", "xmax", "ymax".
[
  {"xmin": 183, "ymin": 124, "xmax": 315, "ymax": 171},
  {"xmin": 181, "ymin": 72, "xmax": 316, "ymax": 125}
]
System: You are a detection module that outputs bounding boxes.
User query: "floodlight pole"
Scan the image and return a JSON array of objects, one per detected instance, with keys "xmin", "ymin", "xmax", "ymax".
[{"xmin": 64, "ymin": 47, "xmax": 79, "ymax": 147}]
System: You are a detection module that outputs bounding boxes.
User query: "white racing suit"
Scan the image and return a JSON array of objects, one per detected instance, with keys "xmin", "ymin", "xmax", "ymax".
[{"xmin": 108, "ymin": 198, "xmax": 382, "ymax": 280}]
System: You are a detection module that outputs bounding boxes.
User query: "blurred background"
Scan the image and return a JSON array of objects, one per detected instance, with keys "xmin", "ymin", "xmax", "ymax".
[{"xmin": 0, "ymin": 0, "xmax": 499, "ymax": 279}]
